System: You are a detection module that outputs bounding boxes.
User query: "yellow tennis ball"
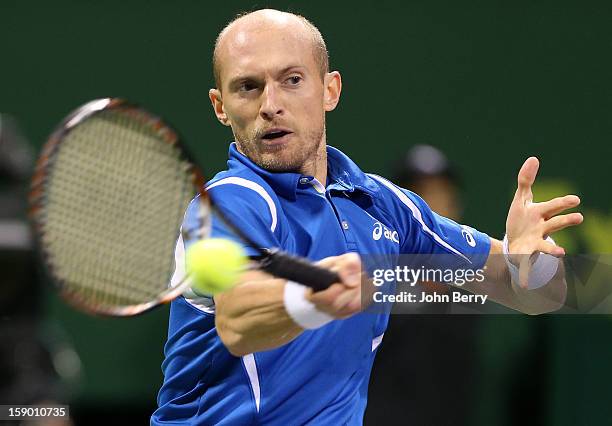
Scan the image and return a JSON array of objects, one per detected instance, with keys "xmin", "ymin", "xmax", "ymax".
[{"xmin": 185, "ymin": 238, "xmax": 247, "ymax": 295}]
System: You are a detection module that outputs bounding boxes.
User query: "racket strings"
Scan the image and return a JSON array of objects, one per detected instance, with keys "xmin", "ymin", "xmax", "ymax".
[{"xmin": 42, "ymin": 110, "xmax": 195, "ymax": 308}]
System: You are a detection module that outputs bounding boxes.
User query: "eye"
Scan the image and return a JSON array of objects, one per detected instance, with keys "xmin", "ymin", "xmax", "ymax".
[
  {"xmin": 286, "ymin": 75, "xmax": 302, "ymax": 85},
  {"xmin": 238, "ymin": 81, "xmax": 258, "ymax": 92}
]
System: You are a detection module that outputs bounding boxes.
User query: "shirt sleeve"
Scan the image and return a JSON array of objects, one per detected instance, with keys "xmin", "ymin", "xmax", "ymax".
[
  {"xmin": 181, "ymin": 182, "xmax": 283, "ymax": 257},
  {"xmin": 369, "ymin": 173, "xmax": 490, "ymax": 270},
  {"xmin": 173, "ymin": 182, "xmax": 283, "ymax": 304},
  {"xmin": 396, "ymin": 187, "xmax": 490, "ymax": 270}
]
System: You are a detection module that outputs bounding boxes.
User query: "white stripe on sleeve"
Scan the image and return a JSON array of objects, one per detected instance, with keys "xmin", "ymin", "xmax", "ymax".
[
  {"xmin": 368, "ymin": 174, "xmax": 471, "ymax": 264},
  {"xmin": 207, "ymin": 177, "xmax": 277, "ymax": 232}
]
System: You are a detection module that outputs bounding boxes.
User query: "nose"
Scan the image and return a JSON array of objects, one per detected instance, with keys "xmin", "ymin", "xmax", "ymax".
[{"xmin": 259, "ymin": 84, "xmax": 283, "ymax": 121}]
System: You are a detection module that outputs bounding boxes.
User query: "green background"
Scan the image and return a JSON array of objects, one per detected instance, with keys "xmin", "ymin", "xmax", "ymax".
[{"xmin": 2, "ymin": 0, "xmax": 611, "ymax": 424}]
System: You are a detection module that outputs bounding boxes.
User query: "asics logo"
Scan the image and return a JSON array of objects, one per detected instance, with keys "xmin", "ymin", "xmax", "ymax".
[
  {"xmin": 461, "ymin": 225, "xmax": 476, "ymax": 247},
  {"xmin": 373, "ymin": 222, "xmax": 399, "ymax": 244}
]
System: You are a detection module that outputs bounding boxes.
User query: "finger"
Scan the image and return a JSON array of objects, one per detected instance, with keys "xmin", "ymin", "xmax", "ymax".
[
  {"xmin": 537, "ymin": 195, "xmax": 581, "ymax": 219},
  {"xmin": 518, "ymin": 254, "xmax": 532, "ymax": 289},
  {"xmin": 332, "ymin": 289, "xmax": 354, "ymax": 313},
  {"xmin": 308, "ymin": 283, "xmax": 345, "ymax": 307},
  {"xmin": 316, "ymin": 252, "xmax": 361, "ymax": 287},
  {"xmin": 537, "ymin": 239, "xmax": 566, "ymax": 258},
  {"xmin": 335, "ymin": 252, "xmax": 362, "ymax": 288},
  {"xmin": 544, "ymin": 212, "xmax": 584, "ymax": 234},
  {"xmin": 344, "ymin": 290, "xmax": 364, "ymax": 316},
  {"xmin": 516, "ymin": 157, "xmax": 539, "ymax": 203},
  {"xmin": 332, "ymin": 288, "xmax": 362, "ymax": 318},
  {"xmin": 316, "ymin": 255, "xmax": 340, "ymax": 269},
  {"xmin": 309, "ymin": 284, "xmax": 360, "ymax": 318}
]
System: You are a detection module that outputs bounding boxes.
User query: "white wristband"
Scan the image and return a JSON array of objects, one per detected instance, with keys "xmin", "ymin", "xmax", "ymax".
[
  {"xmin": 502, "ymin": 235, "xmax": 559, "ymax": 290},
  {"xmin": 283, "ymin": 281, "xmax": 334, "ymax": 330}
]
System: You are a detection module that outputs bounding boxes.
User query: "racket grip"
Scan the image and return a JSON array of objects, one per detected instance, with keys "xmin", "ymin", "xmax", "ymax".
[{"xmin": 259, "ymin": 249, "xmax": 340, "ymax": 292}]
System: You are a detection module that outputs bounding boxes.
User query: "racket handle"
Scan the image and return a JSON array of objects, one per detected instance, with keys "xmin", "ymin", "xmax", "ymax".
[{"xmin": 259, "ymin": 249, "xmax": 340, "ymax": 292}]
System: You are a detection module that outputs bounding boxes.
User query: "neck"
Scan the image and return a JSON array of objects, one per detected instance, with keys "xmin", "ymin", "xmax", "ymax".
[{"xmin": 299, "ymin": 141, "xmax": 327, "ymax": 186}]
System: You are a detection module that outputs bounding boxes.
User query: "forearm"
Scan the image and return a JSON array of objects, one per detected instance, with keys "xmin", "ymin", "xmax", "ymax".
[
  {"xmin": 214, "ymin": 253, "xmax": 364, "ymax": 356},
  {"xmin": 462, "ymin": 238, "xmax": 567, "ymax": 314},
  {"xmin": 214, "ymin": 269, "xmax": 303, "ymax": 357}
]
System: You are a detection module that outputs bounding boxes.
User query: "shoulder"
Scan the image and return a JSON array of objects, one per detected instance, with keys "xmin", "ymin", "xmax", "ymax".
[
  {"xmin": 364, "ymin": 173, "xmax": 448, "ymax": 244},
  {"xmin": 365, "ymin": 173, "xmax": 427, "ymax": 214},
  {"xmin": 205, "ymin": 170, "xmax": 280, "ymax": 231},
  {"xmin": 208, "ymin": 170, "xmax": 277, "ymax": 207}
]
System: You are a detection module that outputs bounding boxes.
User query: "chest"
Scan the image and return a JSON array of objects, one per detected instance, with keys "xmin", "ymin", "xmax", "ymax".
[{"xmin": 280, "ymin": 190, "xmax": 401, "ymax": 260}]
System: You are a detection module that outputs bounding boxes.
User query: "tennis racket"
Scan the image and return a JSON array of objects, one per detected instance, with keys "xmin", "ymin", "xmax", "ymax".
[{"xmin": 29, "ymin": 98, "xmax": 340, "ymax": 316}]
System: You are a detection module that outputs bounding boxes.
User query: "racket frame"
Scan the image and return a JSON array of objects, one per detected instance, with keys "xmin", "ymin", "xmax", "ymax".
[{"xmin": 29, "ymin": 98, "xmax": 208, "ymax": 316}]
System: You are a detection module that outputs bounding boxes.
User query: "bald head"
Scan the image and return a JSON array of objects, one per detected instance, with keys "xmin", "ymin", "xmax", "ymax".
[{"xmin": 212, "ymin": 9, "xmax": 329, "ymax": 90}]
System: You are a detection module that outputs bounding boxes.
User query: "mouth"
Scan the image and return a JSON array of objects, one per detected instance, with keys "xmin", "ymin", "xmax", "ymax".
[{"xmin": 261, "ymin": 128, "xmax": 293, "ymax": 143}]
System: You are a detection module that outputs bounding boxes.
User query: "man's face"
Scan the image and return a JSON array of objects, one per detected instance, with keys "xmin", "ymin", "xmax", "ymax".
[{"xmin": 211, "ymin": 20, "xmax": 339, "ymax": 173}]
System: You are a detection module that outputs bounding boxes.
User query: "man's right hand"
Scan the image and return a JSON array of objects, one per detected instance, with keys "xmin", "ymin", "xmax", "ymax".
[
  {"xmin": 307, "ymin": 252, "xmax": 371, "ymax": 319},
  {"xmin": 215, "ymin": 252, "xmax": 370, "ymax": 356}
]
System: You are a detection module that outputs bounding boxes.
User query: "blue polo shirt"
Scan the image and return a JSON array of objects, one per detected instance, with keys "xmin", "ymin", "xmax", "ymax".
[{"xmin": 152, "ymin": 143, "xmax": 490, "ymax": 425}]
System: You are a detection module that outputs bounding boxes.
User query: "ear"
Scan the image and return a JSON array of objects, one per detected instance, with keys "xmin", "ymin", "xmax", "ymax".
[
  {"xmin": 323, "ymin": 71, "xmax": 342, "ymax": 112},
  {"xmin": 209, "ymin": 88, "xmax": 231, "ymax": 126}
]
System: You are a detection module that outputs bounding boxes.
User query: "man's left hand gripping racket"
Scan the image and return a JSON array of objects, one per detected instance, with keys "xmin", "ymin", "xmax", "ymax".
[{"xmin": 29, "ymin": 98, "xmax": 339, "ymax": 316}]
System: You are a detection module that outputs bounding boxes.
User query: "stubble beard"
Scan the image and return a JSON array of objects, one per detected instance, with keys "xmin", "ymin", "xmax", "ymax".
[{"xmin": 235, "ymin": 123, "xmax": 326, "ymax": 175}]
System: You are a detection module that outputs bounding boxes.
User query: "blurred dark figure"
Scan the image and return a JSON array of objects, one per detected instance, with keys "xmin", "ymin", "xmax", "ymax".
[
  {"xmin": 365, "ymin": 145, "xmax": 481, "ymax": 426},
  {"xmin": 0, "ymin": 115, "xmax": 73, "ymax": 425},
  {"xmin": 394, "ymin": 144, "xmax": 462, "ymax": 220}
]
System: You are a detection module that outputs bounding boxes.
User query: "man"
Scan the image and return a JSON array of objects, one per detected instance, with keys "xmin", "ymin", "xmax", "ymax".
[{"xmin": 152, "ymin": 9, "xmax": 582, "ymax": 425}]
